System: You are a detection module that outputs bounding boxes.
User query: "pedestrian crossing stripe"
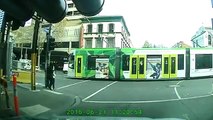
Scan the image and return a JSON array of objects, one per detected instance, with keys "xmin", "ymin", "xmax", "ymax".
[{"xmin": 20, "ymin": 104, "xmax": 50, "ymax": 117}]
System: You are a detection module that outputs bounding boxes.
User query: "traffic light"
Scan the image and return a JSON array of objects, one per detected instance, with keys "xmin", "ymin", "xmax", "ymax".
[
  {"xmin": 49, "ymin": 37, "xmax": 56, "ymax": 51},
  {"xmin": 72, "ymin": 0, "xmax": 105, "ymax": 16},
  {"xmin": 0, "ymin": 0, "xmax": 105, "ymax": 31},
  {"xmin": 0, "ymin": 0, "xmax": 68, "ymax": 30}
]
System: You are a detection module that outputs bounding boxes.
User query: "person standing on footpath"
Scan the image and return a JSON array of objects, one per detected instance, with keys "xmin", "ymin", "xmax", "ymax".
[{"xmin": 49, "ymin": 62, "xmax": 56, "ymax": 90}]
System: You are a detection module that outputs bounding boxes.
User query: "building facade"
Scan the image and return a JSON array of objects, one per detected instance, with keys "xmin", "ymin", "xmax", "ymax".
[
  {"xmin": 80, "ymin": 16, "xmax": 133, "ymax": 48},
  {"xmin": 172, "ymin": 41, "xmax": 191, "ymax": 48},
  {"xmin": 66, "ymin": 0, "xmax": 84, "ymax": 20},
  {"xmin": 12, "ymin": 0, "xmax": 83, "ymax": 55},
  {"xmin": 191, "ymin": 26, "xmax": 213, "ymax": 48}
]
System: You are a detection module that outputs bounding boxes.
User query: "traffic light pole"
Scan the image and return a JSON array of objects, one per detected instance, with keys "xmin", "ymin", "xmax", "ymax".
[
  {"xmin": 0, "ymin": 13, "xmax": 6, "ymax": 77},
  {"xmin": 45, "ymin": 24, "xmax": 51, "ymax": 88},
  {"xmin": 31, "ymin": 16, "xmax": 41, "ymax": 90}
]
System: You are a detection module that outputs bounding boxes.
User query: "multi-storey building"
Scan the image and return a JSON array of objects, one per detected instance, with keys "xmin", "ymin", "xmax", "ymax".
[
  {"xmin": 80, "ymin": 16, "xmax": 133, "ymax": 48},
  {"xmin": 66, "ymin": 0, "xmax": 84, "ymax": 20},
  {"xmin": 191, "ymin": 26, "xmax": 213, "ymax": 48}
]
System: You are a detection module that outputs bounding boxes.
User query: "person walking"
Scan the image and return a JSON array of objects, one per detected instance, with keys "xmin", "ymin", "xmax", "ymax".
[{"xmin": 49, "ymin": 62, "xmax": 56, "ymax": 90}]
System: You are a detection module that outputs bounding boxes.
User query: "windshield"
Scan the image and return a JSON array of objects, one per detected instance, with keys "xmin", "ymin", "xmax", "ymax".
[{"xmin": 1, "ymin": 0, "xmax": 213, "ymax": 120}]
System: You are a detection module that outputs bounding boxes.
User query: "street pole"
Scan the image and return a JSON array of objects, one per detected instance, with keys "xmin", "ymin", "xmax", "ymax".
[
  {"xmin": 45, "ymin": 24, "xmax": 51, "ymax": 88},
  {"xmin": 31, "ymin": 16, "xmax": 41, "ymax": 90},
  {"xmin": 0, "ymin": 12, "xmax": 6, "ymax": 76},
  {"xmin": 5, "ymin": 21, "xmax": 12, "ymax": 81}
]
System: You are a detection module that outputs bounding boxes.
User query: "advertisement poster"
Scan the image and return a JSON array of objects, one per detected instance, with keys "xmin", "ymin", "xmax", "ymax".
[
  {"xmin": 146, "ymin": 56, "xmax": 162, "ymax": 79},
  {"xmin": 95, "ymin": 58, "xmax": 109, "ymax": 79}
]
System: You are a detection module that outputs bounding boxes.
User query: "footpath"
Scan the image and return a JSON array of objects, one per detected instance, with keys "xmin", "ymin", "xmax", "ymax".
[{"xmin": 0, "ymin": 80, "xmax": 75, "ymax": 120}]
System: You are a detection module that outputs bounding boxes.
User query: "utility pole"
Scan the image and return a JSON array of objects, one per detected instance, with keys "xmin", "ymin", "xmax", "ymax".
[
  {"xmin": 42, "ymin": 23, "xmax": 52, "ymax": 88},
  {"xmin": 31, "ymin": 15, "xmax": 41, "ymax": 90},
  {"xmin": 5, "ymin": 22, "xmax": 12, "ymax": 81},
  {"xmin": 0, "ymin": 10, "xmax": 6, "ymax": 76}
]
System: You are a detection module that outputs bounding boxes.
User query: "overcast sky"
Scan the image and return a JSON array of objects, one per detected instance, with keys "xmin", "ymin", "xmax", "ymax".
[{"xmin": 99, "ymin": 0, "xmax": 213, "ymax": 48}]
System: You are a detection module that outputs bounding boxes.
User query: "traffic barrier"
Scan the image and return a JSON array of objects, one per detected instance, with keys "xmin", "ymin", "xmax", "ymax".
[{"xmin": 12, "ymin": 75, "xmax": 19, "ymax": 116}]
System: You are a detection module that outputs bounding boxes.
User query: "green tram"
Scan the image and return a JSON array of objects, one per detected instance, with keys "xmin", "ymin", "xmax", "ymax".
[{"xmin": 67, "ymin": 48, "xmax": 213, "ymax": 80}]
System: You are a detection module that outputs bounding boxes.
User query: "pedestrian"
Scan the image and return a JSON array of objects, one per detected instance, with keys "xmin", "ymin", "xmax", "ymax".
[
  {"xmin": 46, "ymin": 64, "xmax": 51, "ymax": 89},
  {"xmin": 49, "ymin": 62, "xmax": 56, "ymax": 90}
]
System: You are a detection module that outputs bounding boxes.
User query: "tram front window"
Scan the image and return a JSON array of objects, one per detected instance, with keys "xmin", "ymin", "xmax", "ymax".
[{"xmin": 69, "ymin": 54, "xmax": 74, "ymax": 69}]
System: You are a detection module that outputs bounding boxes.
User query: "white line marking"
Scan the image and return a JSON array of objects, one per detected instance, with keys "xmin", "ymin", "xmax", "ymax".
[
  {"xmin": 44, "ymin": 89, "xmax": 63, "ymax": 95},
  {"xmin": 20, "ymin": 104, "xmax": 50, "ymax": 117},
  {"xmin": 82, "ymin": 81, "xmax": 117, "ymax": 101},
  {"xmin": 57, "ymin": 80, "xmax": 90, "ymax": 90},
  {"xmin": 174, "ymin": 81, "xmax": 182, "ymax": 99},
  {"xmin": 36, "ymin": 82, "xmax": 45, "ymax": 87},
  {"xmin": 83, "ymin": 94, "xmax": 213, "ymax": 104}
]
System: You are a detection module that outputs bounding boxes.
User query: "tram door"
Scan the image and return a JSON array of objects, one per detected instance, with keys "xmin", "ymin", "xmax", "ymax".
[
  {"xmin": 130, "ymin": 55, "xmax": 146, "ymax": 79},
  {"xmin": 162, "ymin": 54, "xmax": 177, "ymax": 78},
  {"xmin": 75, "ymin": 56, "xmax": 83, "ymax": 78}
]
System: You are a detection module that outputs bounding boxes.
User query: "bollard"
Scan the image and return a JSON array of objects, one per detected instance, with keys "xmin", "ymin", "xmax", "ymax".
[{"xmin": 12, "ymin": 75, "xmax": 19, "ymax": 116}]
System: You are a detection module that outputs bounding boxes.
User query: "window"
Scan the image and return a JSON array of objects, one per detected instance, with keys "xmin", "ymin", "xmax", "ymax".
[
  {"xmin": 164, "ymin": 57, "xmax": 169, "ymax": 74},
  {"xmin": 71, "ymin": 41, "xmax": 79, "ymax": 48},
  {"xmin": 15, "ymin": 43, "xmax": 19, "ymax": 47},
  {"xmin": 108, "ymin": 23, "xmax": 114, "ymax": 33},
  {"xmin": 23, "ymin": 43, "xmax": 31, "ymax": 47},
  {"xmin": 88, "ymin": 56, "xmax": 96, "ymax": 70},
  {"xmin": 171, "ymin": 57, "xmax": 176, "ymax": 74},
  {"xmin": 98, "ymin": 24, "xmax": 103, "ymax": 33},
  {"xmin": 74, "ymin": 11, "xmax": 80, "ymax": 15},
  {"xmin": 67, "ymin": 11, "xmax": 72, "ymax": 16},
  {"xmin": 107, "ymin": 38, "xmax": 115, "ymax": 48},
  {"xmin": 96, "ymin": 38, "xmax": 103, "ymax": 48},
  {"xmin": 85, "ymin": 38, "xmax": 92, "ymax": 48},
  {"xmin": 77, "ymin": 58, "xmax": 81, "ymax": 73},
  {"xmin": 195, "ymin": 54, "xmax": 212, "ymax": 69},
  {"xmin": 87, "ymin": 24, "xmax": 92, "ymax": 33},
  {"xmin": 131, "ymin": 58, "xmax": 137, "ymax": 74},
  {"xmin": 122, "ymin": 55, "xmax": 130, "ymax": 71},
  {"xmin": 178, "ymin": 54, "xmax": 184, "ymax": 70},
  {"xmin": 88, "ymin": 55, "xmax": 109, "ymax": 70},
  {"xmin": 139, "ymin": 58, "xmax": 144, "ymax": 74},
  {"xmin": 55, "ymin": 42, "xmax": 69, "ymax": 48},
  {"xmin": 208, "ymin": 35, "xmax": 211, "ymax": 46},
  {"xmin": 69, "ymin": 53, "xmax": 74, "ymax": 69}
]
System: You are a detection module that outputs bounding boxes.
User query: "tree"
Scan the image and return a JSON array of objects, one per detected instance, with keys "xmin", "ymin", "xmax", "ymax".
[{"xmin": 142, "ymin": 40, "xmax": 152, "ymax": 48}]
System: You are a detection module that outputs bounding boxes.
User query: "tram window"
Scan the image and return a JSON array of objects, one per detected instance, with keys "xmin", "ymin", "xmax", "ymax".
[
  {"xmin": 178, "ymin": 54, "xmax": 184, "ymax": 70},
  {"xmin": 139, "ymin": 58, "xmax": 144, "ymax": 74},
  {"xmin": 88, "ymin": 55, "xmax": 109, "ymax": 70},
  {"xmin": 122, "ymin": 55, "xmax": 130, "ymax": 71},
  {"xmin": 132, "ymin": 58, "xmax": 137, "ymax": 74},
  {"xmin": 88, "ymin": 56, "xmax": 96, "ymax": 70},
  {"xmin": 77, "ymin": 58, "xmax": 81, "ymax": 73},
  {"xmin": 195, "ymin": 54, "xmax": 212, "ymax": 69},
  {"xmin": 171, "ymin": 57, "xmax": 176, "ymax": 74},
  {"xmin": 164, "ymin": 57, "xmax": 169, "ymax": 74}
]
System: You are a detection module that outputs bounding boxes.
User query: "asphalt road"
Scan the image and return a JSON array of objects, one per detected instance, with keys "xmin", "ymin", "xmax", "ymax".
[{"xmin": 15, "ymin": 71, "xmax": 213, "ymax": 120}]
